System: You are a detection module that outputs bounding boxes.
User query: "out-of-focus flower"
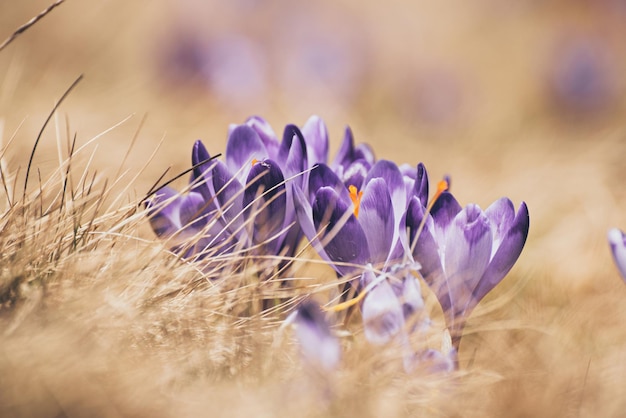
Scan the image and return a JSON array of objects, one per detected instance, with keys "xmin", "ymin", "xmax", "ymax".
[
  {"xmin": 293, "ymin": 300, "xmax": 341, "ymax": 372},
  {"xmin": 608, "ymin": 228, "xmax": 626, "ymax": 281},
  {"xmin": 274, "ymin": 4, "xmax": 369, "ymax": 111},
  {"xmin": 360, "ymin": 269, "xmax": 407, "ymax": 346},
  {"xmin": 409, "ymin": 348, "xmax": 457, "ymax": 374},
  {"xmin": 159, "ymin": 33, "xmax": 268, "ymax": 106},
  {"xmin": 546, "ymin": 37, "xmax": 619, "ymax": 117},
  {"xmin": 406, "ymin": 192, "xmax": 529, "ymax": 348}
]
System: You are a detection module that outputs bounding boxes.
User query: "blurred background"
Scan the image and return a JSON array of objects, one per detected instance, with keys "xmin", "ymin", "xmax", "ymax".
[
  {"xmin": 1, "ymin": 0, "xmax": 626, "ymax": 311},
  {"xmin": 2, "ymin": 1, "xmax": 626, "ymax": 415}
]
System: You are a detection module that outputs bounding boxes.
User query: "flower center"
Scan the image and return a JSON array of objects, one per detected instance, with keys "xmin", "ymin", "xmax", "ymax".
[
  {"xmin": 348, "ymin": 185, "xmax": 363, "ymax": 218},
  {"xmin": 251, "ymin": 158, "xmax": 259, "ymax": 166}
]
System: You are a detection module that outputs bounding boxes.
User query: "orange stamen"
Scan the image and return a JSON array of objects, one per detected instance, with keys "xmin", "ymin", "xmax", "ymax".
[
  {"xmin": 251, "ymin": 158, "xmax": 259, "ymax": 166},
  {"xmin": 348, "ymin": 185, "xmax": 363, "ymax": 218},
  {"xmin": 427, "ymin": 178, "xmax": 450, "ymax": 212}
]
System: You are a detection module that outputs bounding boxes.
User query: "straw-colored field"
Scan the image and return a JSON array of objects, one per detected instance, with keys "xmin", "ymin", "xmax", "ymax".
[{"xmin": 1, "ymin": 1, "xmax": 625, "ymax": 416}]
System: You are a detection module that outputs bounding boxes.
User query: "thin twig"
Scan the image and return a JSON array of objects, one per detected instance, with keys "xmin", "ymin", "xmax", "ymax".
[
  {"xmin": 0, "ymin": 0, "xmax": 67, "ymax": 53},
  {"xmin": 142, "ymin": 154, "xmax": 222, "ymax": 202},
  {"xmin": 23, "ymin": 74, "xmax": 83, "ymax": 203}
]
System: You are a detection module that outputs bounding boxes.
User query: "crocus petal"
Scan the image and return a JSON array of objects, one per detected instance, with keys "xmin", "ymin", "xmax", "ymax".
[
  {"xmin": 308, "ymin": 163, "xmax": 350, "ymax": 203},
  {"xmin": 430, "ymin": 191, "xmax": 462, "ymax": 239},
  {"xmin": 484, "ymin": 197, "xmax": 516, "ymax": 256},
  {"xmin": 301, "ymin": 115, "xmax": 329, "ymax": 165},
  {"xmin": 243, "ymin": 159, "xmax": 287, "ymax": 247},
  {"xmin": 313, "ymin": 186, "xmax": 369, "ymax": 274},
  {"xmin": 293, "ymin": 185, "xmax": 333, "ymax": 264},
  {"xmin": 406, "ymin": 197, "xmax": 450, "ymax": 314},
  {"xmin": 359, "ymin": 178, "xmax": 394, "ymax": 266},
  {"xmin": 364, "ymin": 160, "xmax": 406, "ymax": 226},
  {"xmin": 278, "ymin": 124, "xmax": 308, "ymax": 184},
  {"xmin": 399, "ymin": 164, "xmax": 415, "ymax": 201},
  {"xmin": 243, "ymin": 115, "xmax": 279, "ymax": 158},
  {"xmin": 413, "ymin": 163, "xmax": 429, "ymax": 208},
  {"xmin": 471, "ymin": 202, "xmax": 529, "ymax": 311},
  {"xmin": 190, "ymin": 141, "xmax": 222, "ymax": 218},
  {"xmin": 294, "ymin": 300, "xmax": 341, "ymax": 371},
  {"xmin": 341, "ymin": 159, "xmax": 372, "ymax": 190},
  {"xmin": 354, "ymin": 143, "xmax": 375, "ymax": 165},
  {"xmin": 211, "ymin": 159, "xmax": 244, "ymax": 233},
  {"xmin": 178, "ymin": 191, "xmax": 209, "ymax": 231},
  {"xmin": 364, "ymin": 159, "xmax": 405, "ymax": 199},
  {"xmin": 400, "ymin": 275, "xmax": 425, "ymax": 321},
  {"xmin": 225, "ymin": 125, "xmax": 268, "ymax": 174},
  {"xmin": 361, "ymin": 270, "xmax": 405, "ymax": 345},
  {"xmin": 443, "ymin": 204, "xmax": 493, "ymax": 319},
  {"xmin": 399, "ymin": 163, "xmax": 416, "ymax": 180},
  {"xmin": 146, "ymin": 186, "xmax": 182, "ymax": 237},
  {"xmin": 331, "ymin": 126, "xmax": 355, "ymax": 170},
  {"xmin": 608, "ymin": 228, "xmax": 626, "ymax": 280}
]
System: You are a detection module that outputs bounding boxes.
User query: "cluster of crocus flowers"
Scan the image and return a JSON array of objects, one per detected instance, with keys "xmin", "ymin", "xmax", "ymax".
[
  {"xmin": 146, "ymin": 115, "xmax": 530, "ymax": 372},
  {"xmin": 146, "ymin": 116, "xmax": 328, "ymax": 271}
]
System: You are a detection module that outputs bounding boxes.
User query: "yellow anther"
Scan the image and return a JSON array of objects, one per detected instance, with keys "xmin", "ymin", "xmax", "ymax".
[
  {"xmin": 427, "ymin": 178, "xmax": 450, "ymax": 213},
  {"xmin": 348, "ymin": 185, "xmax": 363, "ymax": 218},
  {"xmin": 251, "ymin": 158, "xmax": 259, "ymax": 166},
  {"xmin": 323, "ymin": 290, "xmax": 368, "ymax": 312}
]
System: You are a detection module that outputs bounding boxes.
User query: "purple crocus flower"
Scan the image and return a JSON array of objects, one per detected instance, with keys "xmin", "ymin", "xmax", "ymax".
[
  {"xmin": 360, "ymin": 267, "xmax": 456, "ymax": 374},
  {"xmin": 293, "ymin": 300, "xmax": 341, "ymax": 372},
  {"xmin": 295, "ymin": 159, "xmax": 415, "ymax": 278},
  {"xmin": 406, "ymin": 191, "xmax": 529, "ymax": 349},
  {"xmin": 360, "ymin": 267, "xmax": 426, "ymax": 345},
  {"xmin": 146, "ymin": 186, "xmax": 210, "ymax": 254},
  {"xmin": 608, "ymin": 228, "xmax": 626, "ymax": 281}
]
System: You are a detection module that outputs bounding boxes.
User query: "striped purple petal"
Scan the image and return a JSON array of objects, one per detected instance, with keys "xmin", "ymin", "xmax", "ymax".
[
  {"xmin": 341, "ymin": 159, "xmax": 371, "ymax": 190},
  {"xmin": 312, "ymin": 186, "xmax": 369, "ymax": 274},
  {"xmin": 225, "ymin": 125, "xmax": 268, "ymax": 175},
  {"xmin": 472, "ymin": 201, "xmax": 529, "ymax": 309},
  {"xmin": 308, "ymin": 163, "xmax": 349, "ymax": 203},
  {"xmin": 242, "ymin": 115, "xmax": 279, "ymax": 159},
  {"xmin": 413, "ymin": 163, "xmax": 429, "ymax": 208},
  {"xmin": 191, "ymin": 140, "xmax": 219, "ymax": 209},
  {"xmin": 243, "ymin": 159, "xmax": 287, "ymax": 248},
  {"xmin": 279, "ymin": 124, "xmax": 308, "ymax": 184},
  {"xmin": 364, "ymin": 160, "xmax": 406, "ymax": 232},
  {"xmin": 293, "ymin": 185, "xmax": 333, "ymax": 265},
  {"xmin": 146, "ymin": 186, "xmax": 183, "ymax": 238},
  {"xmin": 301, "ymin": 115, "xmax": 329, "ymax": 165},
  {"xmin": 443, "ymin": 204, "xmax": 493, "ymax": 320},
  {"xmin": 331, "ymin": 126, "xmax": 355, "ymax": 170},
  {"xmin": 354, "ymin": 143, "xmax": 375, "ymax": 165},
  {"xmin": 431, "ymin": 191, "xmax": 462, "ymax": 238},
  {"xmin": 359, "ymin": 177, "xmax": 395, "ymax": 266},
  {"xmin": 406, "ymin": 197, "xmax": 451, "ymax": 315},
  {"xmin": 211, "ymin": 159, "xmax": 244, "ymax": 233}
]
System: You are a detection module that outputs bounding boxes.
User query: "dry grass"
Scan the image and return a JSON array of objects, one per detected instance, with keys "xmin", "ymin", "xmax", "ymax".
[{"xmin": 1, "ymin": 1, "xmax": 626, "ymax": 417}]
